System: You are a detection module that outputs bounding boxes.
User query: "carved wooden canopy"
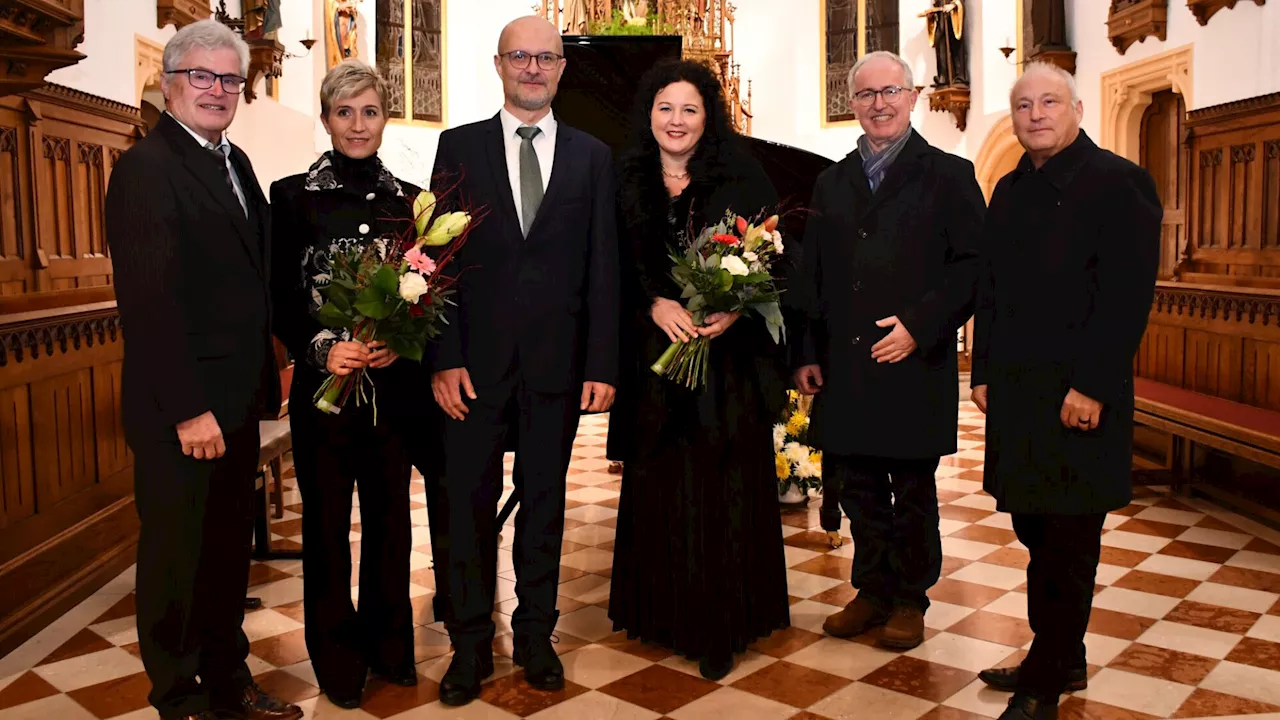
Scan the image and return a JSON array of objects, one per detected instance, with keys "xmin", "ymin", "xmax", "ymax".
[
  {"xmin": 156, "ymin": 0, "xmax": 210, "ymax": 30},
  {"xmin": 1107, "ymin": 0, "xmax": 1168, "ymax": 54},
  {"xmin": 0, "ymin": 0, "xmax": 86, "ymax": 97},
  {"xmin": 1187, "ymin": 0, "xmax": 1266, "ymax": 26}
]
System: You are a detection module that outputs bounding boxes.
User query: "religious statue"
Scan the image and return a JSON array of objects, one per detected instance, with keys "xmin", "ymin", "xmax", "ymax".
[
  {"xmin": 622, "ymin": 0, "xmax": 650, "ymax": 25},
  {"xmin": 1027, "ymin": 0, "xmax": 1069, "ymax": 52},
  {"xmin": 562, "ymin": 0, "xmax": 591, "ymax": 34},
  {"xmin": 324, "ymin": 0, "xmax": 359, "ymax": 70},
  {"xmin": 919, "ymin": 0, "xmax": 968, "ymax": 88}
]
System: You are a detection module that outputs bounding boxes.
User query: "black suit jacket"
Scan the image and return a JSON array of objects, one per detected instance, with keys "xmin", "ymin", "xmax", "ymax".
[
  {"xmin": 429, "ymin": 114, "xmax": 620, "ymax": 393},
  {"xmin": 105, "ymin": 113, "xmax": 279, "ymax": 439},
  {"xmin": 793, "ymin": 129, "xmax": 985, "ymax": 459}
]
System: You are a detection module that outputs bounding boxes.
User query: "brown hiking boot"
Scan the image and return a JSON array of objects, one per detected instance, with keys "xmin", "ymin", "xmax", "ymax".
[
  {"xmin": 878, "ymin": 605, "xmax": 925, "ymax": 649},
  {"xmin": 823, "ymin": 597, "xmax": 890, "ymax": 638}
]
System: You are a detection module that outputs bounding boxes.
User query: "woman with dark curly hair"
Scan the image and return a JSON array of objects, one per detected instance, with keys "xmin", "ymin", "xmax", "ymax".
[{"xmin": 607, "ymin": 59, "xmax": 791, "ymax": 680}]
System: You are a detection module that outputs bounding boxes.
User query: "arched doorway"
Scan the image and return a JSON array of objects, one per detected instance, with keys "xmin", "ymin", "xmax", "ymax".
[{"xmin": 973, "ymin": 114, "xmax": 1023, "ymax": 202}]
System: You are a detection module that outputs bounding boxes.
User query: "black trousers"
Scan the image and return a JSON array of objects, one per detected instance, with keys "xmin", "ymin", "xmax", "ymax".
[
  {"xmin": 829, "ymin": 454, "xmax": 942, "ymax": 610},
  {"xmin": 291, "ymin": 397, "xmax": 414, "ymax": 695},
  {"xmin": 1014, "ymin": 512, "xmax": 1105, "ymax": 698},
  {"xmin": 441, "ymin": 374, "xmax": 579, "ymax": 650},
  {"xmin": 411, "ymin": 407, "xmax": 453, "ymax": 625},
  {"xmin": 133, "ymin": 423, "xmax": 259, "ymax": 719}
]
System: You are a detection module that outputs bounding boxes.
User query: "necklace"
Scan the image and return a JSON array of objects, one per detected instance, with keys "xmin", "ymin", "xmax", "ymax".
[{"xmin": 662, "ymin": 165, "xmax": 689, "ymax": 180}]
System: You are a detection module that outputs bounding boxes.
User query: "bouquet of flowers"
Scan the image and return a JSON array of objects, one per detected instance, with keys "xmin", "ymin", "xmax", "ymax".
[
  {"xmin": 312, "ymin": 187, "xmax": 478, "ymax": 418},
  {"xmin": 774, "ymin": 389, "xmax": 822, "ymax": 497},
  {"xmin": 649, "ymin": 209, "xmax": 787, "ymax": 389}
]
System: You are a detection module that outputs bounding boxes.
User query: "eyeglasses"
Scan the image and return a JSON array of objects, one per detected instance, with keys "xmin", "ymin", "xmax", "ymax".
[
  {"xmin": 165, "ymin": 68, "xmax": 247, "ymax": 94},
  {"xmin": 498, "ymin": 50, "xmax": 563, "ymax": 71},
  {"xmin": 853, "ymin": 85, "xmax": 908, "ymax": 106}
]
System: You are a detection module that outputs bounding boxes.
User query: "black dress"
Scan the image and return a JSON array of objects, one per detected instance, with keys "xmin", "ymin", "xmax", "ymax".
[
  {"xmin": 270, "ymin": 151, "xmax": 421, "ymax": 699},
  {"xmin": 608, "ymin": 149, "xmax": 791, "ymax": 664}
]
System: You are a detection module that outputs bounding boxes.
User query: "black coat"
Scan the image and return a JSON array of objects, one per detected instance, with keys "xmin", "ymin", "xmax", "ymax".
[
  {"xmin": 106, "ymin": 113, "xmax": 279, "ymax": 439},
  {"xmin": 794, "ymin": 130, "xmax": 985, "ymax": 459},
  {"xmin": 429, "ymin": 114, "xmax": 620, "ymax": 393},
  {"xmin": 268, "ymin": 152, "xmax": 424, "ymax": 421},
  {"xmin": 971, "ymin": 131, "xmax": 1162, "ymax": 515}
]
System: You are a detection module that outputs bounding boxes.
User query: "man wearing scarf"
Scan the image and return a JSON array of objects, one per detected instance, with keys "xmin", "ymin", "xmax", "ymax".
[{"xmin": 792, "ymin": 51, "xmax": 985, "ymax": 650}]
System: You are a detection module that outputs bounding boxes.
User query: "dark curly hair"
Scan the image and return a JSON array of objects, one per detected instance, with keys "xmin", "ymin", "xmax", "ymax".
[{"xmin": 618, "ymin": 59, "xmax": 741, "ymax": 226}]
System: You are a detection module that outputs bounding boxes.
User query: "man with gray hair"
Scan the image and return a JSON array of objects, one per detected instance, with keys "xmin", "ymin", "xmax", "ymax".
[
  {"xmin": 792, "ymin": 50, "xmax": 984, "ymax": 649},
  {"xmin": 971, "ymin": 62, "xmax": 1160, "ymax": 720},
  {"xmin": 106, "ymin": 19, "xmax": 299, "ymax": 720}
]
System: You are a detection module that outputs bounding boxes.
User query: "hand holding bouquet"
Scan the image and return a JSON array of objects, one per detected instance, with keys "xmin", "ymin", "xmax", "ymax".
[
  {"xmin": 313, "ymin": 188, "xmax": 479, "ymax": 418},
  {"xmin": 649, "ymin": 210, "xmax": 787, "ymax": 390}
]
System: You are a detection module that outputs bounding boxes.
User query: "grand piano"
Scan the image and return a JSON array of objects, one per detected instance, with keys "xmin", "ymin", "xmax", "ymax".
[{"xmin": 495, "ymin": 35, "xmax": 833, "ymax": 524}]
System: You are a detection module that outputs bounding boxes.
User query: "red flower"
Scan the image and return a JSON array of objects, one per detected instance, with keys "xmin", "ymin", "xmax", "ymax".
[
  {"xmin": 735, "ymin": 216, "xmax": 748, "ymax": 235},
  {"xmin": 409, "ymin": 302, "xmax": 426, "ymax": 317},
  {"xmin": 712, "ymin": 233, "xmax": 740, "ymax": 246}
]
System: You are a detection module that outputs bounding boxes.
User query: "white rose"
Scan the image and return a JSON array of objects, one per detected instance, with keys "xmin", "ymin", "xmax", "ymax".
[
  {"xmin": 720, "ymin": 254, "xmax": 750, "ymax": 277},
  {"xmin": 743, "ymin": 251, "xmax": 758, "ymax": 262},
  {"xmin": 398, "ymin": 271, "xmax": 429, "ymax": 303}
]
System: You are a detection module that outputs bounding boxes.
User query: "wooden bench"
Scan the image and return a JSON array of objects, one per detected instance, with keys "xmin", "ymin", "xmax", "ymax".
[
  {"xmin": 1133, "ymin": 377, "xmax": 1280, "ymax": 524},
  {"xmin": 252, "ymin": 363, "xmax": 302, "ymax": 561}
]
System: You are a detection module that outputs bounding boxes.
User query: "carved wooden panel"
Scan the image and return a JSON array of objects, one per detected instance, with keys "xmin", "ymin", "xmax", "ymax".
[
  {"xmin": 1136, "ymin": 322, "xmax": 1185, "ymax": 385},
  {"xmin": 30, "ymin": 367, "xmax": 97, "ymax": 508},
  {"xmin": 1184, "ymin": 328, "xmax": 1242, "ymax": 399},
  {"xmin": 0, "ymin": 385, "xmax": 35, "ymax": 529},
  {"xmin": 92, "ymin": 360, "xmax": 130, "ymax": 481},
  {"xmin": 1266, "ymin": 140, "xmax": 1280, "ymax": 251},
  {"xmin": 1242, "ymin": 337, "xmax": 1280, "ymax": 411},
  {"xmin": 0, "ymin": 123, "xmax": 24, "ymax": 296},
  {"xmin": 1140, "ymin": 89, "xmax": 1186, "ymax": 279}
]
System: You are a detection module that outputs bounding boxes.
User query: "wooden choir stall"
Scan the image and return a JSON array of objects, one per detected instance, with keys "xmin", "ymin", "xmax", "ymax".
[{"xmin": 1133, "ymin": 92, "xmax": 1280, "ymax": 524}]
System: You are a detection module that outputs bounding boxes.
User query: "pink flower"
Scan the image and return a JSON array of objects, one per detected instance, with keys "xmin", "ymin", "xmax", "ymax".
[{"xmin": 404, "ymin": 246, "xmax": 437, "ymax": 275}]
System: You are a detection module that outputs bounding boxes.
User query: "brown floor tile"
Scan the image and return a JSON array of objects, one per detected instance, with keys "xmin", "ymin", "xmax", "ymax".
[
  {"xmin": 357, "ymin": 675, "xmax": 437, "ymax": 719},
  {"xmin": 919, "ymin": 707, "xmax": 995, "ymax": 720},
  {"xmin": 791, "ymin": 555, "xmax": 852, "ymax": 581},
  {"xmin": 597, "ymin": 515, "xmax": 619, "ymax": 529},
  {"xmin": 1224, "ymin": 636, "xmax": 1280, "ymax": 672},
  {"xmin": 270, "ymin": 518, "xmax": 304, "ymax": 537},
  {"xmin": 928, "ymin": 578, "xmax": 1009, "ymax": 609},
  {"xmin": 599, "ymin": 665, "xmax": 719, "ymax": 715},
  {"xmin": 981, "ymin": 547, "xmax": 1031, "ymax": 570},
  {"xmin": 947, "ymin": 610, "xmax": 1036, "ymax": 648},
  {"xmin": 1166, "ymin": 599, "xmax": 1262, "ymax": 634},
  {"xmin": 275, "ymin": 537, "xmax": 305, "ymax": 552},
  {"xmin": 273, "ymin": 599, "xmax": 307, "ymax": 623},
  {"xmin": 781, "ymin": 510, "xmax": 818, "ymax": 529},
  {"xmin": 407, "ymin": 567, "xmax": 439, "ymax": 590},
  {"xmin": 939, "ymin": 456, "xmax": 983, "ymax": 469},
  {"xmin": 938, "ymin": 505, "xmax": 994, "ymax": 523},
  {"xmin": 955, "ymin": 469, "xmax": 986, "ymax": 482},
  {"xmin": 564, "ymin": 499, "xmax": 587, "ymax": 510},
  {"xmin": 1244, "ymin": 537, "xmax": 1280, "ymax": 556},
  {"xmin": 1086, "ymin": 608, "xmax": 1158, "ymax": 640},
  {"xmin": 1159, "ymin": 540, "xmax": 1238, "ymax": 565},
  {"xmin": 935, "ymin": 489, "xmax": 968, "ymax": 504},
  {"xmin": 597, "ymin": 631, "xmax": 675, "ymax": 662},
  {"xmin": 951, "ymin": 525, "xmax": 1019, "ymax": 547},
  {"xmin": 1111, "ymin": 504, "xmax": 1148, "ymax": 517},
  {"xmin": 598, "ymin": 496, "xmax": 621, "ymax": 510},
  {"xmin": 1193, "ymin": 515, "xmax": 1241, "ymax": 532},
  {"xmin": 1107, "ymin": 642, "xmax": 1220, "ymax": 685},
  {"xmin": 811, "ymin": 583, "xmax": 857, "ymax": 607},
  {"xmin": 1271, "ymin": 598, "xmax": 1280, "ymax": 617},
  {"xmin": 0, "ymin": 671, "xmax": 59, "ymax": 712},
  {"xmin": 121, "ymin": 642, "xmax": 143, "ymax": 659},
  {"xmin": 1059, "ymin": 696, "xmax": 1159, "ymax": 719},
  {"xmin": 749, "ymin": 626, "xmax": 826, "ymax": 659},
  {"xmin": 732, "ymin": 660, "xmax": 851, "ymax": 708},
  {"xmin": 860, "ymin": 656, "xmax": 977, "ymax": 702},
  {"xmin": 558, "ymin": 540, "xmax": 589, "ymax": 556},
  {"xmin": 37, "ymin": 628, "xmax": 115, "ymax": 666},
  {"xmin": 408, "ymin": 500, "xmax": 427, "ymax": 510},
  {"xmin": 784, "ymin": 531, "xmax": 844, "ymax": 553},
  {"xmin": 480, "ymin": 673, "xmax": 589, "ymax": 717},
  {"xmin": 247, "ymin": 563, "xmax": 295, "ymax": 589},
  {"xmin": 789, "ymin": 595, "xmax": 806, "ymax": 605},
  {"xmin": 1111, "ymin": 569, "xmax": 1200, "ymax": 598},
  {"xmin": 1209, "ymin": 565, "xmax": 1280, "ymax": 594},
  {"xmin": 249, "ymin": 627, "xmax": 310, "ymax": 667},
  {"xmin": 564, "ymin": 482, "xmax": 586, "ymax": 492},
  {"xmin": 1113, "ymin": 518, "xmax": 1187, "ymax": 539},
  {"xmin": 1171, "ymin": 687, "xmax": 1280, "ymax": 717},
  {"xmin": 409, "ymin": 481, "xmax": 426, "ymax": 493},
  {"xmin": 91, "ymin": 593, "xmax": 137, "ymax": 625},
  {"xmin": 788, "ymin": 713, "xmax": 836, "ymax": 720},
  {"xmin": 940, "ymin": 556, "xmax": 974, "ymax": 577},
  {"xmin": 66, "ymin": 671, "xmax": 153, "ymax": 719},
  {"xmin": 1098, "ymin": 546, "xmax": 1152, "ymax": 568}
]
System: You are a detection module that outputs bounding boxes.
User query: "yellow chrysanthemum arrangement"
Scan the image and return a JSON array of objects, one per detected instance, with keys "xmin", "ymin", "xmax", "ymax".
[{"xmin": 774, "ymin": 390, "xmax": 822, "ymax": 497}]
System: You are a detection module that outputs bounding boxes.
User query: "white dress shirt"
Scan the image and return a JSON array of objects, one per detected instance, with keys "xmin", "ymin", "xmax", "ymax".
[
  {"xmin": 168, "ymin": 111, "xmax": 247, "ymax": 215},
  {"xmin": 498, "ymin": 107, "xmax": 557, "ymax": 231}
]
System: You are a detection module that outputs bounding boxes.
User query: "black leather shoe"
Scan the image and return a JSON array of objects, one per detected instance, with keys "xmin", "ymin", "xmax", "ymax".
[
  {"xmin": 371, "ymin": 664, "xmax": 419, "ymax": 687},
  {"xmin": 514, "ymin": 635, "xmax": 564, "ymax": 691},
  {"xmin": 979, "ymin": 665, "xmax": 1088, "ymax": 693},
  {"xmin": 698, "ymin": 653, "xmax": 734, "ymax": 681},
  {"xmin": 226, "ymin": 682, "xmax": 304, "ymax": 720},
  {"xmin": 998, "ymin": 693, "xmax": 1059, "ymax": 720},
  {"xmin": 322, "ymin": 688, "xmax": 361, "ymax": 710},
  {"xmin": 440, "ymin": 651, "xmax": 494, "ymax": 707}
]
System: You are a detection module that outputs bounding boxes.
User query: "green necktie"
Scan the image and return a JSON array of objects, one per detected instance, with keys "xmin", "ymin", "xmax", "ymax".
[{"xmin": 515, "ymin": 125, "xmax": 543, "ymax": 236}]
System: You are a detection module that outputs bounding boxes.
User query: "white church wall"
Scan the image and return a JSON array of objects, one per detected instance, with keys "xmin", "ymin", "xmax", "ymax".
[{"xmin": 46, "ymin": 0, "xmax": 321, "ymax": 190}]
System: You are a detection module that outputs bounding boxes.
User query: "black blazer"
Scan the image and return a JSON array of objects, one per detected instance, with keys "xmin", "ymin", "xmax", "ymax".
[
  {"xmin": 105, "ymin": 113, "xmax": 279, "ymax": 438},
  {"xmin": 429, "ymin": 114, "xmax": 620, "ymax": 394},
  {"xmin": 794, "ymin": 129, "xmax": 985, "ymax": 459}
]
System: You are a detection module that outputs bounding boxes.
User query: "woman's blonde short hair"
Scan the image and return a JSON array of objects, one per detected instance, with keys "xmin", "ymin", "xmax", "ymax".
[{"xmin": 319, "ymin": 59, "xmax": 389, "ymax": 117}]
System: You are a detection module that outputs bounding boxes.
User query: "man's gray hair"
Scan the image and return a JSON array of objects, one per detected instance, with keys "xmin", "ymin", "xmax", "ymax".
[
  {"xmin": 1011, "ymin": 61, "xmax": 1080, "ymax": 106},
  {"xmin": 847, "ymin": 51, "xmax": 914, "ymax": 96},
  {"xmin": 320, "ymin": 59, "xmax": 389, "ymax": 117},
  {"xmin": 162, "ymin": 19, "xmax": 250, "ymax": 80}
]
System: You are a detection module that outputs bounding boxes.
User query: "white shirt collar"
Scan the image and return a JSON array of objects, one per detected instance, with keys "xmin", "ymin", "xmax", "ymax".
[
  {"xmin": 499, "ymin": 107, "xmax": 557, "ymax": 143},
  {"xmin": 167, "ymin": 111, "xmax": 230, "ymax": 153}
]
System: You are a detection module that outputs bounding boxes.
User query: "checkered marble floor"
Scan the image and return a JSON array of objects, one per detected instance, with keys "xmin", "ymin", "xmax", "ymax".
[{"xmin": 5, "ymin": 395, "xmax": 1280, "ymax": 719}]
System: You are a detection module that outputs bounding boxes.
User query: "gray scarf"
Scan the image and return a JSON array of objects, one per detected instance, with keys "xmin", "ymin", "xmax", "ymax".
[{"xmin": 858, "ymin": 128, "xmax": 912, "ymax": 192}]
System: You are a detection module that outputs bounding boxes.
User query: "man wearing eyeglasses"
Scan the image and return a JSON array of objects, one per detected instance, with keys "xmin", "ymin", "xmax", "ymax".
[
  {"xmin": 105, "ymin": 20, "xmax": 295, "ymax": 720},
  {"xmin": 427, "ymin": 14, "xmax": 619, "ymax": 707},
  {"xmin": 792, "ymin": 50, "xmax": 985, "ymax": 650}
]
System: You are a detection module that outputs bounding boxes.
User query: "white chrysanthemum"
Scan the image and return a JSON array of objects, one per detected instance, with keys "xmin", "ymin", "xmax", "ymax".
[
  {"xmin": 795, "ymin": 458, "xmax": 820, "ymax": 479},
  {"xmin": 784, "ymin": 441, "xmax": 809, "ymax": 464},
  {"xmin": 773, "ymin": 424, "xmax": 786, "ymax": 450}
]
